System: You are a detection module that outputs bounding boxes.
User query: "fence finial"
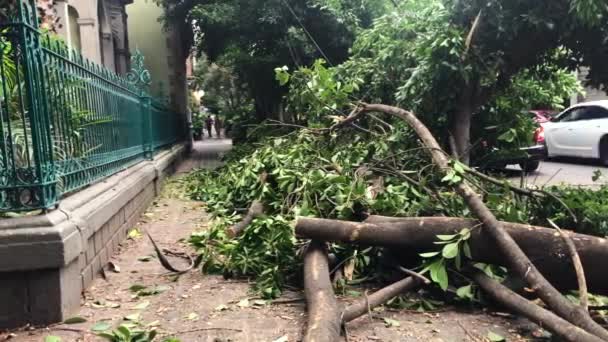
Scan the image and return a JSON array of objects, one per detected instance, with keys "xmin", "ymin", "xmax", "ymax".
[{"xmin": 127, "ymin": 49, "xmax": 151, "ymax": 90}]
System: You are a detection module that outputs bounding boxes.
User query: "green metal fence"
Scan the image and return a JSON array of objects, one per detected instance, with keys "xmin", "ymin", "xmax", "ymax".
[{"xmin": 0, "ymin": 0, "xmax": 185, "ymax": 211}]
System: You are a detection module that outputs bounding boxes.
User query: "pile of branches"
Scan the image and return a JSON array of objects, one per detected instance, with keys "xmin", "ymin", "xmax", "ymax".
[
  {"xmin": 295, "ymin": 104, "xmax": 608, "ymax": 342},
  {"xmin": 220, "ymin": 104, "xmax": 608, "ymax": 342}
]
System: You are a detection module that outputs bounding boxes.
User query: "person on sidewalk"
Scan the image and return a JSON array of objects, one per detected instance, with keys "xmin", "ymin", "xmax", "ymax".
[
  {"xmin": 205, "ymin": 115, "xmax": 214, "ymax": 138},
  {"xmin": 214, "ymin": 115, "xmax": 222, "ymax": 138}
]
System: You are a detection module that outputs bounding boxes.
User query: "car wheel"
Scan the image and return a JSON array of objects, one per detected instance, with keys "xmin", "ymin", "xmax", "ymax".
[
  {"xmin": 600, "ymin": 138, "xmax": 608, "ymax": 166},
  {"xmin": 519, "ymin": 160, "xmax": 540, "ymax": 173}
]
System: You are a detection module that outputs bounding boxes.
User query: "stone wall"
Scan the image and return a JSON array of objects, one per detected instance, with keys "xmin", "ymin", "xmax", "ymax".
[{"xmin": 0, "ymin": 145, "xmax": 186, "ymax": 328}]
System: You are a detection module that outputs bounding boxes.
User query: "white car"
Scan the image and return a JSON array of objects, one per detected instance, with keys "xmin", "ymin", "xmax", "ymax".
[{"xmin": 541, "ymin": 100, "xmax": 608, "ymax": 165}]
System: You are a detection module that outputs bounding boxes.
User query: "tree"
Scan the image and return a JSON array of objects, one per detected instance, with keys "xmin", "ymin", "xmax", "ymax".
[
  {"xmin": 191, "ymin": 56, "xmax": 254, "ymax": 122},
  {"xmin": 156, "ymin": 0, "xmax": 389, "ymax": 122},
  {"xmin": 329, "ymin": 0, "xmax": 607, "ymax": 163}
]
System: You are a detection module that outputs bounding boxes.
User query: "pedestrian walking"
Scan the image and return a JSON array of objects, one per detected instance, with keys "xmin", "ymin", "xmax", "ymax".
[
  {"xmin": 214, "ymin": 115, "xmax": 222, "ymax": 138},
  {"xmin": 205, "ymin": 115, "xmax": 214, "ymax": 138}
]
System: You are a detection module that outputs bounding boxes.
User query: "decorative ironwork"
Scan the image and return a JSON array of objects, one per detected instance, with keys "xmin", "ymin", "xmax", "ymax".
[
  {"xmin": 0, "ymin": 4, "xmax": 185, "ymax": 212},
  {"xmin": 127, "ymin": 49, "xmax": 151, "ymax": 90}
]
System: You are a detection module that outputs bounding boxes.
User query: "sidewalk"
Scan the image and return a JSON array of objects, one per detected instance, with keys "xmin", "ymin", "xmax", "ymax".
[{"xmin": 177, "ymin": 139, "xmax": 233, "ymax": 173}]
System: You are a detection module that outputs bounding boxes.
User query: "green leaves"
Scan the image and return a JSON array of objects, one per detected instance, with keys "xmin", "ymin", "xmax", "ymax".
[
  {"xmin": 456, "ymin": 285, "xmax": 474, "ymax": 300},
  {"xmin": 91, "ymin": 321, "xmax": 113, "ymax": 332},
  {"xmin": 487, "ymin": 331, "xmax": 506, "ymax": 341},
  {"xmin": 274, "ymin": 66, "xmax": 290, "ymax": 86},
  {"xmin": 441, "ymin": 242, "xmax": 459, "ymax": 259},
  {"xmin": 428, "ymin": 260, "xmax": 448, "ymax": 291},
  {"xmin": 421, "ymin": 227, "xmax": 474, "ymax": 291},
  {"xmin": 63, "ymin": 316, "xmax": 87, "ymax": 324}
]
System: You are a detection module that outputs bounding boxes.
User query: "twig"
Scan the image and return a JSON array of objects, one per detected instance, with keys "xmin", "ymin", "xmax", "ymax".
[
  {"xmin": 146, "ymin": 232, "xmax": 194, "ymax": 274},
  {"xmin": 270, "ymin": 297, "xmax": 305, "ymax": 305},
  {"xmin": 542, "ymin": 167, "xmax": 563, "ymax": 188},
  {"xmin": 50, "ymin": 327, "xmax": 87, "ymax": 334},
  {"xmin": 397, "ymin": 266, "xmax": 431, "ymax": 284},
  {"xmin": 365, "ymin": 290, "xmax": 373, "ymax": 322},
  {"xmin": 548, "ymin": 219, "xmax": 588, "ymax": 312},
  {"xmin": 457, "ymin": 320, "xmax": 482, "ymax": 342},
  {"xmin": 535, "ymin": 189, "xmax": 578, "ymax": 224},
  {"xmin": 169, "ymin": 327, "xmax": 243, "ymax": 334}
]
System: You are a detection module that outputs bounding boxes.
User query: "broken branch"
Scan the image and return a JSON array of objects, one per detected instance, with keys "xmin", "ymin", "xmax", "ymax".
[
  {"xmin": 296, "ymin": 216, "xmax": 608, "ymax": 295},
  {"xmin": 303, "ymin": 241, "xmax": 342, "ymax": 342},
  {"xmin": 356, "ymin": 103, "xmax": 608, "ymax": 339},
  {"xmin": 227, "ymin": 200, "xmax": 264, "ymax": 238},
  {"xmin": 342, "ymin": 276, "xmax": 420, "ymax": 322},
  {"xmin": 146, "ymin": 232, "xmax": 194, "ymax": 274},
  {"xmin": 473, "ymin": 272, "xmax": 603, "ymax": 342}
]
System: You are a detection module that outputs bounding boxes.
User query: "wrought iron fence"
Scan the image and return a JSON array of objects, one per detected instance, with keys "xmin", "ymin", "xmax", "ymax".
[{"xmin": 0, "ymin": 0, "xmax": 185, "ymax": 211}]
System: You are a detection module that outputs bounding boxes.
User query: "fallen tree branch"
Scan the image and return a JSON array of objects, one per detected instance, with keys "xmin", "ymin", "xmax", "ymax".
[
  {"xmin": 296, "ymin": 216, "xmax": 608, "ymax": 295},
  {"xmin": 226, "ymin": 200, "xmax": 264, "ymax": 238},
  {"xmin": 473, "ymin": 272, "xmax": 603, "ymax": 342},
  {"xmin": 342, "ymin": 277, "xmax": 420, "ymax": 322},
  {"xmin": 355, "ymin": 103, "xmax": 608, "ymax": 339},
  {"xmin": 146, "ymin": 232, "xmax": 194, "ymax": 274},
  {"xmin": 548, "ymin": 219, "xmax": 588, "ymax": 312},
  {"xmin": 303, "ymin": 241, "xmax": 342, "ymax": 342}
]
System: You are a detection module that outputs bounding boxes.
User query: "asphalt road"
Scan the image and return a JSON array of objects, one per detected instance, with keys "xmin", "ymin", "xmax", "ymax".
[{"xmin": 506, "ymin": 158, "xmax": 608, "ymax": 187}]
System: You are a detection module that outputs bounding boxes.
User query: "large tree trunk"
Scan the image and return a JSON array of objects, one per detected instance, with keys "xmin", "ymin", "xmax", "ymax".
[{"xmin": 295, "ymin": 216, "xmax": 608, "ymax": 295}]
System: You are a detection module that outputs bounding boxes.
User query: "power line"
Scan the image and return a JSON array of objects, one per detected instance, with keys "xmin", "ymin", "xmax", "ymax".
[{"xmin": 279, "ymin": 0, "xmax": 333, "ymax": 66}]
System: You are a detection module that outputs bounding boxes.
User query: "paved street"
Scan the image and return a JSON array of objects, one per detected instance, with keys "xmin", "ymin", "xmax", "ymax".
[{"xmin": 507, "ymin": 159, "xmax": 608, "ymax": 187}]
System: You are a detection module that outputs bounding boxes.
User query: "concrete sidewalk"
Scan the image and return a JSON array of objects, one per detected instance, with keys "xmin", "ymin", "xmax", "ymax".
[{"xmin": 177, "ymin": 139, "xmax": 233, "ymax": 173}]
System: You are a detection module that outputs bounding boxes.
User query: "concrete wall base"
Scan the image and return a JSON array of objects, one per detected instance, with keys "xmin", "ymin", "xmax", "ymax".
[{"xmin": 0, "ymin": 145, "xmax": 186, "ymax": 328}]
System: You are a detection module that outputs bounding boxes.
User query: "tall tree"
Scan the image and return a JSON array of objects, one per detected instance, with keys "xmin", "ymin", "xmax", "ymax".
[
  {"xmin": 337, "ymin": 0, "xmax": 608, "ymax": 163},
  {"xmin": 157, "ymin": 0, "xmax": 387, "ymax": 121}
]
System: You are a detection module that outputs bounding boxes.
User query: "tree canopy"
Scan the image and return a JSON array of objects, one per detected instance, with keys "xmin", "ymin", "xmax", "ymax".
[{"xmin": 160, "ymin": 0, "xmax": 608, "ymax": 162}]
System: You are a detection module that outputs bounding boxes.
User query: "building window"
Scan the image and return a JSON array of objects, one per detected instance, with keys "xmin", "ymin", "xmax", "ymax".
[{"xmin": 67, "ymin": 5, "xmax": 81, "ymax": 52}]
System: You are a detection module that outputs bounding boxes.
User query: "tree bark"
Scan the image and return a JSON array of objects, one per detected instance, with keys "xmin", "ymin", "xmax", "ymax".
[
  {"xmin": 342, "ymin": 277, "xmax": 420, "ymax": 323},
  {"xmin": 303, "ymin": 241, "xmax": 342, "ymax": 342},
  {"xmin": 295, "ymin": 216, "xmax": 608, "ymax": 295},
  {"xmin": 473, "ymin": 272, "xmax": 604, "ymax": 342},
  {"xmin": 451, "ymin": 89, "xmax": 474, "ymax": 164},
  {"xmin": 226, "ymin": 200, "xmax": 264, "ymax": 237},
  {"xmin": 356, "ymin": 103, "xmax": 608, "ymax": 340}
]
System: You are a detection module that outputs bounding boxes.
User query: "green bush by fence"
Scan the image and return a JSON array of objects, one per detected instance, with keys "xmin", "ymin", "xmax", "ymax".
[{"xmin": 0, "ymin": 0, "xmax": 186, "ymax": 211}]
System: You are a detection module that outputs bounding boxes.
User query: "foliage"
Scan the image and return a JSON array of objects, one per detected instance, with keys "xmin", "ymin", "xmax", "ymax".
[
  {"xmin": 184, "ymin": 119, "xmax": 583, "ymax": 297},
  {"xmin": 191, "ymin": 55, "xmax": 254, "ymax": 119},
  {"xmin": 158, "ymin": 0, "xmax": 384, "ymax": 121},
  {"xmin": 531, "ymin": 184, "xmax": 608, "ymax": 236},
  {"xmin": 183, "ymin": 50, "xmax": 600, "ymax": 297},
  {"xmin": 419, "ymin": 227, "xmax": 473, "ymax": 291},
  {"xmin": 96, "ymin": 324, "xmax": 177, "ymax": 342},
  {"xmin": 275, "ymin": 60, "xmax": 361, "ymax": 126}
]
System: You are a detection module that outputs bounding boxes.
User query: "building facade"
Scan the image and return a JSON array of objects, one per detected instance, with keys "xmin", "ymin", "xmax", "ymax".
[
  {"xmin": 47, "ymin": 0, "xmax": 189, "ymax": 112},
  {"xmin": 53, "ymin": 0, "xmax": 132, "ymax": 75},
  {"xmin": 572, "ymin": 67, "xmax": 608, "ymax": 105}
]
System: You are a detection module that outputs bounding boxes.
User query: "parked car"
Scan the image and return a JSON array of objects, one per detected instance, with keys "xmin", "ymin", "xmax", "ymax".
[
  {"xmin": 528, "ymin": 109, "xmax": 558, "ymax": 124},
  {"xmin": 474, "ymin": 110, "xmax": 553, "ymax": 172},
  {"xmin": 542, "ymin": 100, "xmax": 608, "ymax": 165}
]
